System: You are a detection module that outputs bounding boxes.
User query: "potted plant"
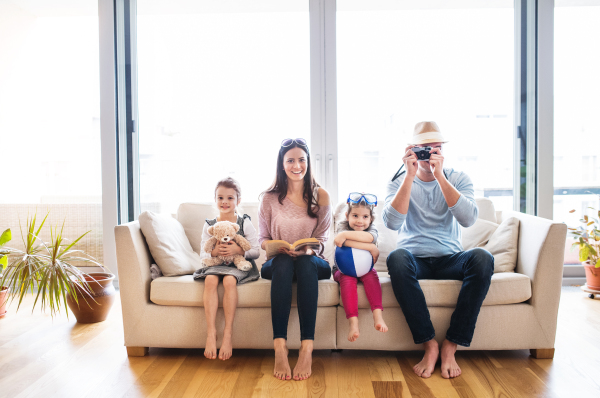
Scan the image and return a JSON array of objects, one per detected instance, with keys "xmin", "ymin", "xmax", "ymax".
[
  {"xmin": 568, "ymin": 207, "xmax": 600, "ymax": 291},
  {"xmin": 0, "ymin": 228, "xmax": 11, "ymax": 318},
  {"xmin": 0, "ymin": 212, "xmax": 116, "ymax": 323}
]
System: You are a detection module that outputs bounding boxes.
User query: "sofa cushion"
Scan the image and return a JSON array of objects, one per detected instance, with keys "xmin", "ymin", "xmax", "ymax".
[
  {"xmin": 347, "ymin": 271, "xmax": 532, "ymax": 309},
  {"xmin": 462, "ymin": 217, "xmax": 520, "ymax": 273},
  {"xmin": 138, "ymin": 211, "xmax": 202, "ymax": 276},
  {"xmin": 150, "ymin": 276, "xmax": 340, "ymax": 307}
]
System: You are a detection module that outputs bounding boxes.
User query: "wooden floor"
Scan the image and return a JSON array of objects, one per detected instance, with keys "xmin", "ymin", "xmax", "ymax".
[{"xmin": 0, "ymin": 286, "xmax": 599, "ymax": 398}]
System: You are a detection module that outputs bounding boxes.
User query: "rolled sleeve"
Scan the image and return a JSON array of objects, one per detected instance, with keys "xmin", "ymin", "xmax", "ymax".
[
  {"xmin": 382, "ymin": 175, "xmax": 407, "ymax": 231},
  {"xmin": 448, "ymin": 172, "xmax": 478, "ymax": 227}
]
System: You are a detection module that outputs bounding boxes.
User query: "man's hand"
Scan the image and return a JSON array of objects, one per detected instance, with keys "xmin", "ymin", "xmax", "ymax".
[
  {"xmin": 334, "ymin": 232, "xmax": 347, "ymax": 247},
  {"xmin": 403, "ymin": 145, "xmax": 418, "ymax": 177},
  {"xmin": 369, "ymin": 246, "xmax": 380, "ymax": 264},
  {"xmin": 218, "ymin": 241, "xmax": 244, "ymax": 257},
  {"xmin": 429, "ymin": 147, "xmax": 445, "ymax": 181}
]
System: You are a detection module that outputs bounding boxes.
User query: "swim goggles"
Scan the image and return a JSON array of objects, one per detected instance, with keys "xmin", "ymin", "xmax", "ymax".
[
  {"xmin": 347, "ymin": 192, "xmax": 377, "ymax": 207},
  {"xmin": 281, "ymin": 138, "xmax": 308, "ymax": 147}
]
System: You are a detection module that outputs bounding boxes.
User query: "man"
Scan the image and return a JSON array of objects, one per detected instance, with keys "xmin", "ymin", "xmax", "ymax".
[{"xmin": 383, "ymin": 121, "xmax": 494, "ymax": 379}]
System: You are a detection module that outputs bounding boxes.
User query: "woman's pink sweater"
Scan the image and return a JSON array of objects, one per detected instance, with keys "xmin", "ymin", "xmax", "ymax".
[{"xmin": 258, "ymin": 192, "xmax": 331, "ymax": 259}]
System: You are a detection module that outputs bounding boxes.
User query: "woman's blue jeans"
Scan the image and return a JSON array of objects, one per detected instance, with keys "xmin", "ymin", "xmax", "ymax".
[
  {"xmin": 261, "ymin": 254, "xmax": 331, "ymax": 341},
  {"xmin": 386, "ymin": 248, "xmax": 494, "ymax": 347}
]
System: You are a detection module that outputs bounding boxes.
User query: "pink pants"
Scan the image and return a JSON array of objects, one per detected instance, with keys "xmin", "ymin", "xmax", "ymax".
[{"xmin": 334, "ymin": 268, "xmax": 383, "ymax": 319}]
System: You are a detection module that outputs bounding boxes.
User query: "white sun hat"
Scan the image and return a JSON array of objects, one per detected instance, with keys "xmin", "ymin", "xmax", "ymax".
[{"xmin": 408, "ymin": 121, "xmax": 449, "ymax": 145}]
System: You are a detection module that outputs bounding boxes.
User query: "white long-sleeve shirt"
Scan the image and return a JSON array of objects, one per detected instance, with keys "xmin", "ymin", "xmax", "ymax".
[{"xmin": 199, "ymin": 217, "xmax": 260, "ymax": 261}]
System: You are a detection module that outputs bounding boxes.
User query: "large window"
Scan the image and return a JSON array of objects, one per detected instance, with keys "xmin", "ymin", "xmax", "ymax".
[
  {"xmin": 555, "ymin": 0, "xmax": 600, "ymax": 263},
  {"xmin": 137, "ymin": 0, "xmax": 310, "ymax": 214},
  {"xmin": 0, "ymin": 1, "xmax": 103, "ymax": 264},
  {"xmin": 336, "ymin": 1, "xmax": 515, "ymax": 211}
]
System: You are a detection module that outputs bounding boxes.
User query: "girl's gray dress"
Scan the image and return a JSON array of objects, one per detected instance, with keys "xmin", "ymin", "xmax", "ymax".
[{"xmin": 193, "ymin": 214, "xmax": 260, "ymax": 284}]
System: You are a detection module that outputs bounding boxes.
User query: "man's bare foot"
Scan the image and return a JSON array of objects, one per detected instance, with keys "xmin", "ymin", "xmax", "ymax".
[
  {"xmin": 413, "ymin": 339, "xmax": 439, "ymax": 378},
  {"xmin": 347, "ymin": 317, "xmax": 360, "ymax": 342},
  {"xmin": 373, "ymin": 309, "xmax": 388, "ymax": 333},
  {"xmin": 204, "ymin": 332, "xmax": 217, "ymax": 359},
  {"xmin": 273, "ymin": 338, "xmax": 292, "ymax": 380},
  {"xmin": 293, "ymin": 340, "xmax": 313, "ymax": 380},
  {"xmin": 218, "ymin": 331, "xmax": 233, "ymax": 360},
  {"xmin": 440, "ymin": 339, "xmax": 462, "ymax": 379}
]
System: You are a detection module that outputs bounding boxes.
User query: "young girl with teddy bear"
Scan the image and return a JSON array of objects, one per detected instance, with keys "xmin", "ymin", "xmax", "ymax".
[{"xmin": 193, "ymin": 177, "xmax": 260, "ymax": 360}]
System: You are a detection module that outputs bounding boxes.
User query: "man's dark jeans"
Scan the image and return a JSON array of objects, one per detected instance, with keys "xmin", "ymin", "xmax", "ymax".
[
  {"xmin": 386, "ymin": 248, "xmax": 494, "ymax": 347},
  {"xmin": 261, "ymin": 254, "xmax": 331, "ymax": 341}
]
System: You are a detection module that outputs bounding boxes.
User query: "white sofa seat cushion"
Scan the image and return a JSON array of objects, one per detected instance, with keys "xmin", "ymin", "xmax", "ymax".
[
  {"xmin": 150, "ymin": 277, "xmax": 340, "ymax": 307},
  {"xmin": 346, "ymin": 272, "xmax": 532, "ymax": 309}
]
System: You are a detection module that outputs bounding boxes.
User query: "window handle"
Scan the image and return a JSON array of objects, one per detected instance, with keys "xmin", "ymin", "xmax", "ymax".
[{"xmin": 314, "ymin": 154, "xmax": 321, "ymax": 183}]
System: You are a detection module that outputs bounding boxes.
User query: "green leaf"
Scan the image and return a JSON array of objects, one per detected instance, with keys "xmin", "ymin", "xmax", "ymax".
[
  {"xmin": 0, "ymin": 229, "xmax": 11, "ymax": 246},
  {"xmin": 0, "ymin": 255, "xmax": 6, "ymax": 269},
  {"xmin": 580, "ymin": 245, "xmax": 590, "ymax": 262}
]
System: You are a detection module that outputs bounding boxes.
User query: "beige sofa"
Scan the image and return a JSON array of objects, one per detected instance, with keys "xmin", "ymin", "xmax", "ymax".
[{"xmin": 114, "ymin": 198, "xmax": 566, "ymax": 358}]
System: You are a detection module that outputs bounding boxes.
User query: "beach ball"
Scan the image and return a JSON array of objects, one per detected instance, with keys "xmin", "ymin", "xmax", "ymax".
[{"xmin": 335, "ymin": 246, "xmax": 374, "ymax": 278}]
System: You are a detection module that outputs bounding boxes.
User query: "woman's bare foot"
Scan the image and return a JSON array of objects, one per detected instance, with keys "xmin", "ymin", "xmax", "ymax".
[
  {"xmin": 204, "ymin": 332, "xmax": 217, "ymax": 359},
  {"xmin": 218, "ymin": 331, "xmax": 233, "ymax": 360},
  {"xmin": 347, "ymin": 317, "xmax": 360, "ymax": 342},
  {"xmin": 413, "ymin": 339, "xmax": 439, "ymax": 378},
  {"xmin": 293, "ymin": 340, "xmax": 313, "ymax": 380},
  {"xmin": 273, "ymin": 338, "xmax": 292, "ymax": 380},
  {"xmin": 373, "ymin": 309, "xmax": 388, "ymax": 333},
  {"xmin": 440, "ymin": 339, "xmax": 462, "ymax": 379}
]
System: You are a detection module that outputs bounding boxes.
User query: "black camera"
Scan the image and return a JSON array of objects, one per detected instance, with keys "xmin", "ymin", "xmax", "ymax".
[{"xmin": 412, "ymin": 146, "xmax": 432, "ymax": 161}]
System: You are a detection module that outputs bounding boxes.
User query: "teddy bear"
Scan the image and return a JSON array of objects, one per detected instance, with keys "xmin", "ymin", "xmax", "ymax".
[{"xmin": 202, "ymin": 221, "xmax": 252, "ymax": 271}]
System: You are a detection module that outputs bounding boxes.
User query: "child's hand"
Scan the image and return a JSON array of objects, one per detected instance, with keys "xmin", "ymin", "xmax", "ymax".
[
  {"xmin": 218, "ymin": 242, "xmax": 244, "ymax": 257},
  {"xmin": 369, "ymin": 247, "xmax": 380, "ymax": 264},
  {"xmin": 334, "ymin": 232, "xmax": 347, "ymax": 247},
  {"xmin": 211, "ymin": 241, "xmax": 221, "ymax": 257}
]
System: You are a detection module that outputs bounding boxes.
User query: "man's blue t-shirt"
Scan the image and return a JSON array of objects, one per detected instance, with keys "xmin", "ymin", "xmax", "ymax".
[{"xmin": 382, "ymin": 167, "xmax": 478, "ymax": 258}]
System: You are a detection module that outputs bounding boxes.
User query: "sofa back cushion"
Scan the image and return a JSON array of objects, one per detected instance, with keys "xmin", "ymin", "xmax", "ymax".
[
  {"xmin": 139, "ymin": 211, "xmax": 202, "ymax": 276},
  {"xmin": 177, "ymin": 197, "xmax": 506, "ymax": 272}
]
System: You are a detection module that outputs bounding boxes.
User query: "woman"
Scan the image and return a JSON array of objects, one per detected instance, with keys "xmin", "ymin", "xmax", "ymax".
[{"xmin": 259, "ymin": 138, "xmax": 332, "ymax": 381}]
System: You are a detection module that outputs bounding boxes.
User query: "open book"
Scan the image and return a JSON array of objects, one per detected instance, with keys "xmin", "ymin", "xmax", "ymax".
[{"xmin": 264, "ymin": 238, "xmax": 321, "ymax": 260}]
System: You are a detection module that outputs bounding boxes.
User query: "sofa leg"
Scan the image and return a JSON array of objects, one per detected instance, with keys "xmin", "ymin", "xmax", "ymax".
[
  {"xmin": 127, "ymin": 346, "xmax": 149, "ymax": 357},
  {"xmin": 530, "ymin": 348, "xmax": 554, "ymax": 359}
]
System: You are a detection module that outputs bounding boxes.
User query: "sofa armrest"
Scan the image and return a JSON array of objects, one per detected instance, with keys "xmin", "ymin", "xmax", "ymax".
[
  {"xmin": 114, "ymin": 222, "xmax": 153, "ymax": 340},
  {"xmin": 500, "ymin": 210, "xmax": 567, "ymax": 347}
]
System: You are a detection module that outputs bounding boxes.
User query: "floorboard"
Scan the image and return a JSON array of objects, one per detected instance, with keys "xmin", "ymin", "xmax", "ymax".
[{"xmin": 0, "ymin": 286, "xmax": 598, "ymax": 398}]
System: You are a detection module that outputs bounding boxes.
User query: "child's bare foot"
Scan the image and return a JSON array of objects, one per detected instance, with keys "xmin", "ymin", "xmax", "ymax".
[
  {"xmin": 218, "ymin": 331, "xmax": 233, "ymax": 360},
  {"xmin": 413, "ymin": 339, "xmax": 439, "ymax": 378},
  {"xmin": 273, "ymin": 338, "xmax": 291, "ymax": 380},
  {"xmin": 373, "ymin": 309, "xmax": 388, "ymax": 333},
  {"xmin": 440, "ymin": 339, "xmax": 462, "ymax": 379},
  {"xmin": 293, "ymin": 340, "xmax": 313, "ymax": 380},
  {"xmin": 204, "ymin": 332, "xmax": 217, "ymax": 359},
  {"xmin": 347, "ymin": 317, "xmax": 360, "ymax": 342}
]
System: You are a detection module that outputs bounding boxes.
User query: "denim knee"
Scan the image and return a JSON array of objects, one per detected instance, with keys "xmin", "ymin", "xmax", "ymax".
[
  {"xmin": 387, "ymin": 248, "xmax": 416, "ymax": 276},
  {"xmin": 294, "ymin": 256, "xmax": 318, "ymax": 277},
  {"xmin": 271, "ymin": 255, "xmax": 294, "ymax": 277},
  {"xmin": 466, "ymin": 248, "xmax": 494, "ymax": 279}
]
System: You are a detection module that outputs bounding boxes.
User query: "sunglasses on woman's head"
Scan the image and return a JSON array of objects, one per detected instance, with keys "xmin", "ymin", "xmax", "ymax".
[
  {"xmin": 347, "ymin": 192, "xmax": 377, "ymax": 207},
  {"xmin": 281, "ymin": 138, "xmax": 308, "ymax": 148}
]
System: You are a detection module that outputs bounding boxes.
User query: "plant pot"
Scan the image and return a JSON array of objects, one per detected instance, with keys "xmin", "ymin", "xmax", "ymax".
[
  {"xmin": 67, "ymin": 272, "xmax": 116, "ymax": 323},
  {"xmin": 583, "ymin": 262, "xmax": 600, "ymax": 291},
  {"xmin": 0, "ymin": 286, "xmax": 8, "ymax": 318}
]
